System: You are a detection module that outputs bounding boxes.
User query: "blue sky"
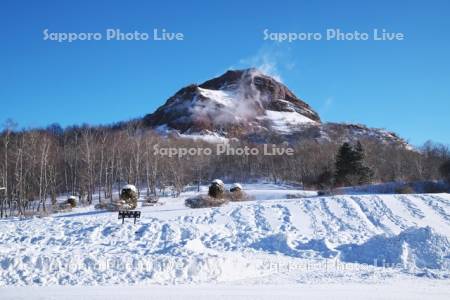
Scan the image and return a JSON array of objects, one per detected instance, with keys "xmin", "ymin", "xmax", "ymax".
[{"xmin": 1, "ymin": 0, "xmax": 449, "ymax": 146}]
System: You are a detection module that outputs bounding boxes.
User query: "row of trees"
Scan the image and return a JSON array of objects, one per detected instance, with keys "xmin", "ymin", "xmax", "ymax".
[{"xmin": 0, "ymin": 120, "xmax": 449, "ymax": 217}]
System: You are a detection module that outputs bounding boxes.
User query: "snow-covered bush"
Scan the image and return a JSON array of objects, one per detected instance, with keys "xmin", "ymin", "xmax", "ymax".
[
  {"xmin": 142, "ymin": 195, "xmax": 159, "ymax": 207},
  {"xmin": 229, "ymin": 183, "xmax": 251, "ymax": 202},
  {"xmin": 93, "ymin": 186, "xmax": 138, "ymax": 211},
  {"xmin": 186, "ymin": 179, "xmax": 229, "ymax": 208},
  {"xmin": 67, "ymin": 196, "xmax": 77, "ymax": 208},
  {"xmin": 208, "ymin": 179, "xmax": 225, "ymax": 199},
  {"xmin": 317, "ymin": 190, "xmax": 333, "ymax": 196},
  {"xmin": 185, "ymin": 194, "xmax": 228, "ymax": 208},
  {"xmin": 94, "ymin": 200, "xmax": 125, "ymax": 211},
  {"xmin": 120, "ymin": 184, "xmax": 138, "ymax": 210},
  {"xmin": 230, "ymin": 183, "xmax": 242, "ymax": 192},
  {"xmin": 395, "ymin": 185, "xmax": 415, "ymax": 194}
]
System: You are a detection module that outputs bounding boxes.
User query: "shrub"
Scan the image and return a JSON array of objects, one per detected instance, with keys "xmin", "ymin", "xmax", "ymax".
[
  {"xmin": 120, "ymin": 184, "xmax": 138, "ymax": 210},
  {"xmin": 208, "ymin": 179, "xmax": 225, "ymax": 198},
  {"xmin": 229, "ymin": 190, "xmax": 243, "ymax": 201},
  {"xmin": 142, "ymin": 195, "xmax": 160, "ymax": 207},
  {"xmin": 229, "ymin": 190, "xmax": 254, "ymax": 202},
  {"xmin": 230, "ymin": 183, "xmax": 243, "ymax": 193},
  {"xmin": 185, "ymin": 195, "xmax": 228, "ymax": 208},
  {"xmin": 395, "ymin": 185, "xmax": 415, "ymax": 194},
  {"xmin": 229, "ymin": 183, "xmax": 252, "ymax": 201},
  {"xmin": 144, "ymin": 195, "xmax": 159, "ymax": 203},
  {"xmin": 317, "ymin": 190, "xmax": 333, "ymax": 196},
  {"xmin": 67, "ymin": 196, "xmax": 77, "ymax": 208}
]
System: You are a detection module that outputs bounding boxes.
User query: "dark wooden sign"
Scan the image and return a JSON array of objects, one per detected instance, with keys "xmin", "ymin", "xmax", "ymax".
[{"xmin": 118, "ymin": 210, "xmax": 141, "ymax": 224}]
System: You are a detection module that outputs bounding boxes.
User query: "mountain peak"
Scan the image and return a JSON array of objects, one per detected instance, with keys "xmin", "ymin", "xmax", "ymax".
[
  {"xmin": 143, "ymin": 68, "xmax": 321, "ymax": 136},
  {"xmin": 199, "ymin": 68, "xmax": 267, "ymax": 90}
]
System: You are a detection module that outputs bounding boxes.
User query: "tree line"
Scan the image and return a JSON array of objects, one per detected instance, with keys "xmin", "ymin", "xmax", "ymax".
[{"xmin": 0, "ymin": 119, "xmax": 449, "ymax": 217}]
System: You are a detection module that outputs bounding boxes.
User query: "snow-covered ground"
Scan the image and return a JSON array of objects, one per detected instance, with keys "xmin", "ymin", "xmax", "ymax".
[
  {"xmin": 0, "ymin": 183, "xmax": 449, "ymax": 299},
  {"xmin": 2, "ymin": 282, "xmax": 450, "ymax": 300}
]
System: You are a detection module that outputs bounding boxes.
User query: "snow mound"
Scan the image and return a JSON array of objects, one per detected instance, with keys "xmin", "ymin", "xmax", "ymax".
[
  {"xmin": 250, "ymin": 234, "xmax": 337, "ymax": 259},
  {"xmin": 338, "ymin": 227, "xmax": 450, "ymax": 270},
  {"xmin": 250, "ymin": 234, "xmax": 299, "ymax": 257},
  {"xmin": 294, "ymin": 239, "xmax": 338, "ymax": 258}
]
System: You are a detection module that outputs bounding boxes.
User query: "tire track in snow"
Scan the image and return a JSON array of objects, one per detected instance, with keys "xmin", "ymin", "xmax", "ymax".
[
  {"xmin": 350, "ymin": 196, "xmax": 388, "ymax": 232},
  {"xmin": 397, "ymin": 195, "xmax": 426, "ymax": 219},
  {"xmin": 428, "ymin": 194, "xmax": 450, "ymax": 207},
  {"xmin": 414, "ymin": 195, "xmax": 450, "ymax": 223},
  {"xmin": 302, "ymin": 198, "xmax": 324, "ymax": 238},
  {"xmin": 372, "ymin": 195, "xmax": 411, "ymax": 231},
  {"xmin": 350, "ymin": 195, "xmax": 409, "ymax": 234},
  {"xmin": 317, "ymin": 198, "xmax": 346, "ymax": 237},
  {"xmin": 332, "ymin": 196, "xmax": 380, "ymax": 240},
  {"xmin": 315, "ymin": 197, "xmax": 375, "ymax": 243}
]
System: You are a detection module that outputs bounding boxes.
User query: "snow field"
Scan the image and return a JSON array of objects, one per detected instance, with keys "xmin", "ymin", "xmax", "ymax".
[{"xmin": 0, "ymin": 184, "xmax": 449, "ymax": 287}]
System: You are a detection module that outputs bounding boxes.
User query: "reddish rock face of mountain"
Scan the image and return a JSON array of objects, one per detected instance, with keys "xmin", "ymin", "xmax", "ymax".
[
  {"xmin": 199, "ymin": 69, "xmax": 320, "ymax": 122},
  {"xmin": 143, "ymin": 69, "xmax": 320, "ymax": 135}
]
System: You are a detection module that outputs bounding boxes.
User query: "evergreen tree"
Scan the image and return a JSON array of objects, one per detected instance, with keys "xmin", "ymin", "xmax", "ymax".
[
  {"xmin": 335, "ymin": 143, "xmax": 355, "ymax": 186},
  {"xmin": 354, "ymin": 141, "xmax": 365, "ymax": 161},
  {"xmin": 335, "ymin": 142, "xmax": 373, "ymax": 186},
  {"xmin": 354, "ymin": 141, "xmax": 374, "ymax": 184}
]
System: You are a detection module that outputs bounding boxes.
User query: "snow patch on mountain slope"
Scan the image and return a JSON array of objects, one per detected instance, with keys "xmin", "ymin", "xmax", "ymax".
[
  {"xmin": 155, "ymin": 124, "xmax": 229, "ymax": 143},
  {"xmin": 197, "ymin": 87, "xmax": 235, "ymax": 107},
  {"xmin": 179, "ymin": 131, "xmax": 229, "ymax": 143},
  {"xmin": 261, "ymin": 110, "xmax": 317, "ymax": 132}
]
